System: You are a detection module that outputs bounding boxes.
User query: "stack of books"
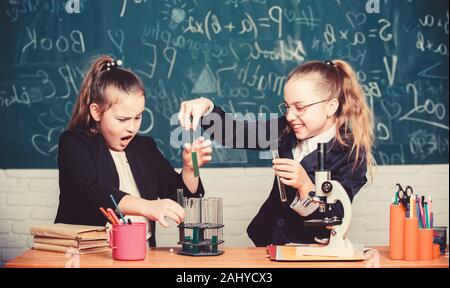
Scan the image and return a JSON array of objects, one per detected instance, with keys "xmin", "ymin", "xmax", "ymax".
[{"xmin": 30, "ymin": 224, "xmax": 110, "ymax": 254}]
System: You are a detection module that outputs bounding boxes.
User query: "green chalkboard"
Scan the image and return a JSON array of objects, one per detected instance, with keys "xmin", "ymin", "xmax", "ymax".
[{"xmin": 0, "ymin": 0, "xmax": 448, "ymax": 168}]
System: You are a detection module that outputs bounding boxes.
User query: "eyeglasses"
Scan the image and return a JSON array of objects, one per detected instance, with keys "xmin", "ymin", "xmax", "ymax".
[{"xmin": 278, "ymin": 99, "xmax": 330, "ymax": 117}]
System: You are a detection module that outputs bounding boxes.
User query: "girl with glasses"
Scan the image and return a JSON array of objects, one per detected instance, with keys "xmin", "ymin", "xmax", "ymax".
[{"xmin": 177, "ymin": 60, "xmax": 374, "ymax": 246}]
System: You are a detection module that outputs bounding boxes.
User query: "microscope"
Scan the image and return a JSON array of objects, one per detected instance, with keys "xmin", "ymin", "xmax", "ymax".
[{"xmin": 295, "ymin": 142, "xmax": 365, "ymax": 259}]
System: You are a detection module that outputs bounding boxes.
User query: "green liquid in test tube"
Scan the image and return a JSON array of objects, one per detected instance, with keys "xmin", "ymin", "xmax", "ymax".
[
  {"xmin": 211, "ymin": 235, "xmax": 218, "ymax": 253},
  {"xmin": 183, "ymin": 236, "xmax": 192, "ymax": 253},
  {"xmin": 192, "ymin": 227, "xmax": 200, "ymax": 254},
  {"xmin": 190, "ymin": 128, "xmax": 200, "ymax": 177},
  {"xmin": 192, "ymin": 151, "xmax": 199, "ymax": 177}
]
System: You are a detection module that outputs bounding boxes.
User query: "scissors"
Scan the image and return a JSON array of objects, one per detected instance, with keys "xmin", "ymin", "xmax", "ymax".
[{"xmin": 396, "ymin": 183, "xmax": 414, "ymax": 208}]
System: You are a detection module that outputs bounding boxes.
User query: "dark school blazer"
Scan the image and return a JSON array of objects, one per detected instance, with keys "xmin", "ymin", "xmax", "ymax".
[
  {"xmin": 201, "ymin": 106, "xmax": 368, "ymax": 247},
  {"xmin": 54, "ymin": 128, "xmax": 204, "ymax": 247}
]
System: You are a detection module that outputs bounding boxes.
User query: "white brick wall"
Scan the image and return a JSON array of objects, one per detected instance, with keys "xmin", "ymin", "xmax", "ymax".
[{"xmin": 0, "ymin": 165, "xmax": 448, "ymax": 267}]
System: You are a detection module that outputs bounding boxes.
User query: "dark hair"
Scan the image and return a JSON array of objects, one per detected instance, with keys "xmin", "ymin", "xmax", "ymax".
[{"xmin": 68, "ymin": 55, "xmax": 145, "ymax": 134}]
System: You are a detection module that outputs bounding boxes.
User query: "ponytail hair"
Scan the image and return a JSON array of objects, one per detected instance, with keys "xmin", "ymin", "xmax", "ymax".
[
  {"xmin": 334, "ymin": 60, "xmax": 375, "ymax": 179},
  {"xmin": 286, "ymin": 60, "xmax": 375, "ymax": 179},
  {"xmin": 68, "ymin": 55, "xmax": 145, "ymax": 134}
]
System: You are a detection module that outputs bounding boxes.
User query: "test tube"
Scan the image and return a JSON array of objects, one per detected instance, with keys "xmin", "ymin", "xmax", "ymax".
[
  {"xmin": 190, "ymin": 130, "xmax": 200, "ymax": 177},
  {"xmin": 200, "ymin": 198, "xmax": 208, "ymax": 253},
  {"xmin": 271, "ymin": 149, "xmax": 287, "ymax": 202},
  {"xmin": 177, "ymin": 188, "xmax": 185, "ymax": 250},
  {"xmin": 183, "ymin": 235, "xmax": 192, "ymax": 253},
  {"xmin": 183, "ymin": 197, "xmax": 189, "ymax": 221},
  {"xmin": 186, "ymin": 198, "xmax": 201, "ymax": 223},
  {"xmin": 177, "ymin": 188, "xmax": 184, "ymax": 207},
  {"xmin": 192, "ymin": 151, "xmax": 199, "ymax": 177},
  {"xmin": 208, "ymin": 197, "xmax": 223, "ymax": 253},
  {"xmin": 207, "ymin": 197, "xmax": 223, "ymax": 225},
  {"xmin": 211, "ymin": 235, "xmax": 218, "ymax": 253},
  {"xmin": 187, "ymin": 198, "xmax": 202, "ymax": 253}
]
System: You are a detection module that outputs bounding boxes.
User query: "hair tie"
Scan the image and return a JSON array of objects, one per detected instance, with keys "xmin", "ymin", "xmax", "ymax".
[
  {"xmin": 324, "ymin": 60, "xmax": 336, "ymax": 67},
  {"xmin": 104, "ymin": 59, "xmax": 123, "ymax": 71}
]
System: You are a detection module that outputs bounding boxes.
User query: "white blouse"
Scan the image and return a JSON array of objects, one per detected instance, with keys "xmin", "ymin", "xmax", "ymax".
[{"xmin": 108, "ymin": 149, "xmax": 151, "ymax": 240}]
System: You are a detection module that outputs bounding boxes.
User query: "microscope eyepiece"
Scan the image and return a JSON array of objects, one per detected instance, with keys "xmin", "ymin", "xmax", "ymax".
[{"xmin": 317, "ymin": 143, "xmax": 326, "ymax": 171}]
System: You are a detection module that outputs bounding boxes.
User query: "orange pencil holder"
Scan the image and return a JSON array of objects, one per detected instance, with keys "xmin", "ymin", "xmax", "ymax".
[
  {"xmin": 403, "ymin": 217, "xmax": 419, "ymax": 261},
  {"xmin": 418, "ymin": 228, "xmax": 433, "ymax": 261},
  {"xmin": 389, "ymin": 204, "xmax": 405, "ymax": 260}
]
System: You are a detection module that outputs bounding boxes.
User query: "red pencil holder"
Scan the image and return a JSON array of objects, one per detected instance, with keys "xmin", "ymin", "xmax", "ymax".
[{"xmin": 109, "ymin": 222, "xmax": 147, "ymax": 261}]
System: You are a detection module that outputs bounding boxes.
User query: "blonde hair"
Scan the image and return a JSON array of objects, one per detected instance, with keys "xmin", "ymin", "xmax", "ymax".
[
  {"xmin": 286, "ymin": 60, "xmax": 375, "ymax": 180},
  {"xmin": 68, "ymin": 55, "xmax": 145, "ymax": 134}
]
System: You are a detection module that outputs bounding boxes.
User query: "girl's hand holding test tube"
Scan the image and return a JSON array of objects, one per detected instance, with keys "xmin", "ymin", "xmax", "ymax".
[
  {"xmin": 272, "ymin": 158, "xmax": 315, "ymax": 199},
  {"xmin": 182, "ymin": 137, "xmax": 213, "ymax": 175}
]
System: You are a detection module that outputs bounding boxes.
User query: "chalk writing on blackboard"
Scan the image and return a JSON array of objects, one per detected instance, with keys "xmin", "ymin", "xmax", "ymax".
[{"xmin": 0, "ymin": 0, "xmax": 447, "ymax": 168}]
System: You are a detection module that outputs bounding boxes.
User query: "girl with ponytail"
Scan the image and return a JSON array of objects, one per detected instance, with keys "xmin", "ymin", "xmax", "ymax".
[
  {"xmin": 178, "ymin": 60, "xmax": 374, "ymax": 246},
  {"xmin": 56, "ymin": 56, "xmax": 212, "ymax": 247}
]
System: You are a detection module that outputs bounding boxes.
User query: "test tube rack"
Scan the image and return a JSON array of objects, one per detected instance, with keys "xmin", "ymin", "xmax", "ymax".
[
  {"xmin": 177, "ymin": 222, "xmax": 225, "ymax": 256},
  {"xmin": 176, "ymin": 195, "xmax": 225, "ymax": 256}
]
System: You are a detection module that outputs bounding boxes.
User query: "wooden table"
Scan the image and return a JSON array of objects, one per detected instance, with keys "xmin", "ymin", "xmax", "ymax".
[{"xmin": 5, "ymin": 246, "xmax": 448, "ymax": 268}]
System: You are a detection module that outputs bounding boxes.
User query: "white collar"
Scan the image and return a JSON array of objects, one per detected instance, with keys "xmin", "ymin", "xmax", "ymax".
[
  {"xmin": 109, "ymin": 149, "xmax": 128, "ymax": 162},
  {"xmin": 300, "ymin": 123, "xmax": 336, "ymax": 154}
]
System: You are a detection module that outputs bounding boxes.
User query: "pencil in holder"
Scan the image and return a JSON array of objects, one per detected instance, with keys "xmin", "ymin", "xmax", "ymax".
[
  {"xmin": 389, "ymin": 204, "xmax": 404, "ymax": 260},
  {"xmin": 418, "ymin": 228, "xmax": 433, "ymax": 261},
  {"xmin": 403, "ymin": 217, "xmax": 419, "ymax": 261}
]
